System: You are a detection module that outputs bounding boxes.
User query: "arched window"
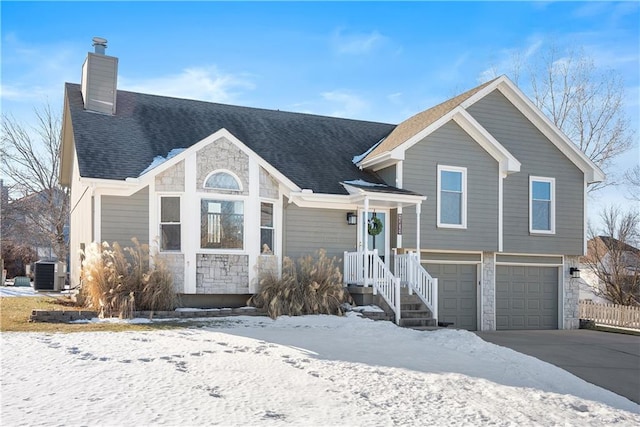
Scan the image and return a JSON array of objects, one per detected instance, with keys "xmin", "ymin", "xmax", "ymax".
[{"xmin": 203, "ymin": 170, "xmax": 242, "ymax": 191}]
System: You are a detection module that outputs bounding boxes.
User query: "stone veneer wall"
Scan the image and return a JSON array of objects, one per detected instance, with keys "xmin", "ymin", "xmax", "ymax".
[
  {"xmin": 196, "ymin": 254, "xmax": 249, "ymax": 294},
  {"xmin": 563, "ymin": 255, "xmax": 581, "ymax": 329},
  {"xmin": 158, "ymin": 253, "xmax": 185, "ymax": 293},
  {"xmin": 481, "ymin": 252, "xmax": 496, "ymax": 331},
  {"xmin": 259, "ymin": 167, "xmax": 279, "ymax": 199},
  {"xmin": 196, "ymin": 137, "xmax": 249, "ymax": 194},
  {"xmin": 155, "ymin": 160, "xmax": 185, "ymax": 192}
]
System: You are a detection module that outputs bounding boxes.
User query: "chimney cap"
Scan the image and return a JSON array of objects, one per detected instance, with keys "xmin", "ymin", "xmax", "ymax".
[{"xmin": 92, "ymin": 37, "xmax": 107, "ymax": 45}]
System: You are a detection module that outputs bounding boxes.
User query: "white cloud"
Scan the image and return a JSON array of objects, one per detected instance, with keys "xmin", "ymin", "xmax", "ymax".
[
  {"xmin": 332, "ymin": 29, "xmax": 387, "ymax": 55},
  {"xmin": 120, "ymin": 66, "xmax": 255, "ymax": 104},
  {"xmin": 321, "ymin": 90, "xmax": 369, "ymax": 118}
]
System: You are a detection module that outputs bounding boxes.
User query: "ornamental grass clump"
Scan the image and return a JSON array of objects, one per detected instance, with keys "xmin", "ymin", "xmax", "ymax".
[
  {"xmin": 248, "ymin": 249, "xmax": 353, "ymax": 318},
  {"xmin": 80, "ymin": 239, "xmax": 176, "ymax": 318}
]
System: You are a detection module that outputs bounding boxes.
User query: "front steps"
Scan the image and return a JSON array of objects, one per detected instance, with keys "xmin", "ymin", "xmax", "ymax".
[
  {"xmin": 346, "ymin": 285, "xmax": 437, "ymax": 329},
  {"xmin": 399, "ymin": 290, "xmax": 437, "ymax": 328}
]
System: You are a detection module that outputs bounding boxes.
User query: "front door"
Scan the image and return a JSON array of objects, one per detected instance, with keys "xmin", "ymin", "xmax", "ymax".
[{"xmin": 359, "ymin": 211, "xmax": 388, "ymax": 262}]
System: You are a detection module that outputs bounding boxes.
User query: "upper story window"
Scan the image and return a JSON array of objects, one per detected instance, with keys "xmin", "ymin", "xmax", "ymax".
[
  {"xmin": 437, "ymin": 165, "xmax": 467, "ymax": 229},
  {"xmin": 530, "ymin": 176, "xmax": 555, "ymax": 234},
  {"xmin": 203, "ymin": 170, "xmax": 242, "ymax": 191},
  {"xmin": 160, "ymin": 196, "xmax": 181, "ymax": 251}
]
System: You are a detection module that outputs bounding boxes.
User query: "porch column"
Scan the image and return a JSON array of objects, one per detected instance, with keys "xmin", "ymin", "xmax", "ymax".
[
  {"xmin": 415, "ymin": 202, "xmax": 421, "ymax": 256},
  {"xmin": 363, "ymin": 196, "xmax": 369, "ymax": 286}
]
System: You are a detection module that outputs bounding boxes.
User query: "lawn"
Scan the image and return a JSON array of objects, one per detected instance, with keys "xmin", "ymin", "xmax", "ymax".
[{"xmin": 0, "ymin": 296, "xmax": 179, "ymax": 333}]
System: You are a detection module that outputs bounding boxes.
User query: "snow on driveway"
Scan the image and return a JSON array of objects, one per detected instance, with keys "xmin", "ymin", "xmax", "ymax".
[{"xmin": 2, "ymin": 313, "xmax": 638, "ymax": 426}]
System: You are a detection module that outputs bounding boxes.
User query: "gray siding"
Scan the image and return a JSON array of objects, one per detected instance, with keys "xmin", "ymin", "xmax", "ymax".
[
  {"xmin": 376, "ymin": 165, "xmax": 396, "ymax": 187},
  {"xmin": 101, "ymin": 187, "xmax": 149, "ymax": 248},
  {"xmin": 468, "ymin": 90, "xmax": 584, "ymax": 255},
  {"xmin": 284, "ymin": 201, "xmax": 356, "ymax": 262},
  {"xmin": 402, "ymin": 121, "xmax": 499, "ymax": 251},
  {"xmin": 422, "ymin": 252, "xmax": 482, "ymax": 263}
]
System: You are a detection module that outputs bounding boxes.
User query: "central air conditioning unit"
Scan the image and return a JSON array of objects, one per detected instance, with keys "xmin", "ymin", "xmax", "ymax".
[{"xmin": 34, "ymin": 261, "xmax": 66, "ymax": 291}]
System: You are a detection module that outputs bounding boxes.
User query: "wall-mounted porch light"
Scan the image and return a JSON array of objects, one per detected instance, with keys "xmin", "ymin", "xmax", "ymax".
[
  {"xmin": 346, "ymin": 212, "xmax": 357, "ymax": 225},
  {"xmin": 569, "ymin": 267, "xmax": 581, "ymax": 279}
]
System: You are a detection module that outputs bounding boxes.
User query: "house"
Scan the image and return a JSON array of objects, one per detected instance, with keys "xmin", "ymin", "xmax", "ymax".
[
  {"xmin": 60, "ymin": 38, "xmax": 604, "ymax": 330},
  {"xmin": 579, "ymin": 236, "xmax": 640, "ymax": 305}
]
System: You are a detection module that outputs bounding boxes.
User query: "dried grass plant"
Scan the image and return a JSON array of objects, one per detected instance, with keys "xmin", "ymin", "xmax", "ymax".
[
  {"xmin": 248, "ymin": 249, "xmax": 352, "ymax": 318},
  {"xmin": 80, "ymin": 239, "xmax": 176, "ymax": 318}
]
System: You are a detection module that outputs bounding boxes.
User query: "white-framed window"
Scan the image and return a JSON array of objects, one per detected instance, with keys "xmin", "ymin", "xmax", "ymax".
[
  {"xmin": 203, "ymin": 170, "xmax": 242, "ymax": 191},
  {"xmin": 529, "ymin": 176, "xmax": 555, "ymax": 234},
  {"xmin": 200, "ymin": 199, "xmax": 244, "ymax": 249},
  {"xmin": 260, "ymin": 202, "xmax": 274, "ymax": 254},
  {"xmin": 160, "ymin": 196, "xmax": 181, "ymax": 251},
  {"xmin": 437, "ymin": 165, "xmax": 467, "ymax": 228}
]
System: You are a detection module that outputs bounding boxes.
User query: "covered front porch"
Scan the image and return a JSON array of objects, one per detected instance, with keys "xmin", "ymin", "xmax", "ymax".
[{"xmin": 288, "ymin": 180, "xmax": 437, "ymax": 325}]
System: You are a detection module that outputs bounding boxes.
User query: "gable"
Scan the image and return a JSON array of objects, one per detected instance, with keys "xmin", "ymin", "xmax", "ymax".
[{"xmin": 467, "ymin": 90, "xmax": 583, "ymax": 176}]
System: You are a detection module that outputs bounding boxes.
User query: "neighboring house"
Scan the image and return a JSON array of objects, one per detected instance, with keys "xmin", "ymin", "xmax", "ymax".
[
  {"xmin": 579, "ymin": 236, "xmax": 640, "ymax": 305},
  {"xmin": 60, "ymin": 39, "xmax": 604, "ymax": 330}
]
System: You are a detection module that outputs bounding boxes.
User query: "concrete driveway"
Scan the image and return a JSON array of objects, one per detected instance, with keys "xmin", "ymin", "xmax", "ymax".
[{"xmin": 475, "ymin": 329, "xmax": 640, "ymax": 405}]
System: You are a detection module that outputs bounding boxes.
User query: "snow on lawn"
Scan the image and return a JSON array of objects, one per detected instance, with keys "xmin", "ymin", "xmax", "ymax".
[{"xmin": 2, "ymin": 314, "xmax": 639, "ymax": 426}]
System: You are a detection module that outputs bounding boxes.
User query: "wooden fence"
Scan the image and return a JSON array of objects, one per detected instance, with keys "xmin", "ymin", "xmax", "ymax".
[{"xmin": 579, "ymin": 300, "xmax": 640, "ymax": 329}]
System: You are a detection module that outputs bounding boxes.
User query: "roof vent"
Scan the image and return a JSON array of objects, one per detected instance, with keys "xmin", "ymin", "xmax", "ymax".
[{"xmin": 92, "ymin": 37, "xmax": 107, "ymax": 55}]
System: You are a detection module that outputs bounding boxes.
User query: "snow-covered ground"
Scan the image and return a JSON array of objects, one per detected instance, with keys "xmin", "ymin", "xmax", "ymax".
[{"xmin": 1, "ymin": 313, "xmax": 638, "ymax": 426}]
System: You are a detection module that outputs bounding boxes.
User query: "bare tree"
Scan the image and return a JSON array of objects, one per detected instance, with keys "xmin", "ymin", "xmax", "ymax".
[
  {"xmin": 623, "ymin": 164, "xmax": 640, "ymax": 201},
  {"xmin": 583, "ymin": 206, "xmax": 639, "ymax": 306},
  {"xmin": 487, "ymin": 45, "xmax": 634, "ymax": 192},
  {"xmin": 1, "ymin": 104, "xmax": 69, "ymax": 262}
]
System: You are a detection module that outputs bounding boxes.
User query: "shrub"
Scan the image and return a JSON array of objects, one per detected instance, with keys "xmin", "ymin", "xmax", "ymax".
[
  {"xmin": 248, "ymin": 249, "xmax": 352, "ymax": 318},
  {"xmin": 80, "ymin": 239, "xmax": 176, "ymax": 318}
]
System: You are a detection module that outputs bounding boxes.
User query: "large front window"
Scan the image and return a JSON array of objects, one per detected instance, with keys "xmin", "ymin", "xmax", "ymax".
[
  {"xmin": 201, "ymin": 200, "xmax": 244, "ymax": 249},
  {"xmin": 437, "ymin": 165, "xmax": 467, "ymax": 228},
  {"xmin": 530, "ymin": 176, "xmax": 555, "ymax": 234}
]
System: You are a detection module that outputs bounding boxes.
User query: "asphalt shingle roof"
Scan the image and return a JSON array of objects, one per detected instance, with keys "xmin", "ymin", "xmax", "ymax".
[{"xmin": 65, "ymin": 83, "xmax": 397, "ymax": 195}]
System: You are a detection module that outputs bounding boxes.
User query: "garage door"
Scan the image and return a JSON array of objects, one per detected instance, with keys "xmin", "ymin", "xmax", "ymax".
[
  {"xmin": 426, "ymin": 263, "xmax": 477, "ymax": 331},
  {"xmin": 496, "ymin": 266, "xmax": 558, "ymax": 330}
]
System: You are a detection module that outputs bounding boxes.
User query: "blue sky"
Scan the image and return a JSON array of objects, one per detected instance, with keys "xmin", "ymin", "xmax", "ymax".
[{"xmin": 1, "ymin": 1, "xmax": 639, "ymax": 224}]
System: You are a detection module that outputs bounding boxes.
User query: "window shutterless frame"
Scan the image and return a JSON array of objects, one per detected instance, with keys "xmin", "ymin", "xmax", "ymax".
[
  {"xmin": 437, "ymin": 165, "xmax": 467, "ymax": 229},
  {"xmin": 529, "ymin": 176, "xmax": 555, "ymax": 234},
  {"xmin": 159, "ymin": 196, "xmax": 181, "ymax": 251}
]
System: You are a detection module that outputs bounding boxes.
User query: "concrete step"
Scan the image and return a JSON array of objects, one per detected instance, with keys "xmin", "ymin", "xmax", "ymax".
[
  {"xmin": 399, "ymin": 317, "xmax": 437, "ymax": 328},
  {"xmin": 400, "ymin": 303, "xmax": 425, "ymax": 311},
  {"xmin": 401, "ymin": 309, "xmax": 433, "ymax": 318}
]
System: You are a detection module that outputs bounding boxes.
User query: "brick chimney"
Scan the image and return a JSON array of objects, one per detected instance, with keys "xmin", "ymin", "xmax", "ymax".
[{"xmin": 80, "ymin": 37, "xmax": 118, "ymax": 115}]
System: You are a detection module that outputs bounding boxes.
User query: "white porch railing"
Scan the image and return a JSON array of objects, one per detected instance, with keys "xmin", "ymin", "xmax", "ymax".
[
  {"xmin": 344, "ymin": 250, "xmax": 401, "ymax": 325},
  {"xmin": 395, "ymin": 252, "xmax": 438, "ymax": 321}
]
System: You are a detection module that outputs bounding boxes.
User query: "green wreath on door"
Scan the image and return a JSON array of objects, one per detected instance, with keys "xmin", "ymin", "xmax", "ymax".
[{"xmin": 367, "ymin": 215, "xmax": 383, "ymax": 236}]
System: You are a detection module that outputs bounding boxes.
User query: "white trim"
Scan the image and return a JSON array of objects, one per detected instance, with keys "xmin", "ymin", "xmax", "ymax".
[
  {"xmin": 247, "ymin": 156, "xmax": 260, "ymax": 291},
  {"xmin": 583, "ymin": 178, "xmax": 588, "ymax": 256},
  {"xmin": 529, "ymin": 176, "xmax": 556, "ymax": 235},
  {"xmin": 184, "ymin": 153, "xmax": 197, "ymax": 294},
  {"xmin": 93, "ymin": 191, "xmax": 101, "ymax": 243},
  {"xmin": 158, "ymin": 194, "xmax": 182, "ymax": 253},
  {"xmin": 202, "ymin": 169, "xmax": 243, "ymax": 191},
  {"xmin": 437, "ymin": 165, "xmax": 467, "ymax": 229},
  {"xmin": 135, "ymin": 128, "xmax": 302, "ymax": 193},
  {"xmin": 498, "ymin": 172, "xmax": 505, "ymax": 252},
  {"xmin": 421, "ymin": 259, "xmax": 481, "ymax": 265}
]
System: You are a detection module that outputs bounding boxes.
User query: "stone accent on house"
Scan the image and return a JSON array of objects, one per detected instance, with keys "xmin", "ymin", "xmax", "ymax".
[
  {"xmin": 155, "ymin": 160, "xmax": 185, "ymax": 192},
  {"xmin": 481, "ymin": 252, "xmax": 496, "ymax": 331},
  {"xmin": 563, "ymin": 256, "xmax": 581, "ymax": 329},
  {"xmin": 196, "ymin": 137, "xmax": 249, "ymax": 194},
  {"xmin": 158, "ymin": 253, "xmax": 185, "ymax": 293},
  {"xmin": 259, "ymin": 167, "xmax": 279, "ymax": 199},
  {"xmin": 196, "ymin": 254, "xmax": 249, "ymax": 294}
]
